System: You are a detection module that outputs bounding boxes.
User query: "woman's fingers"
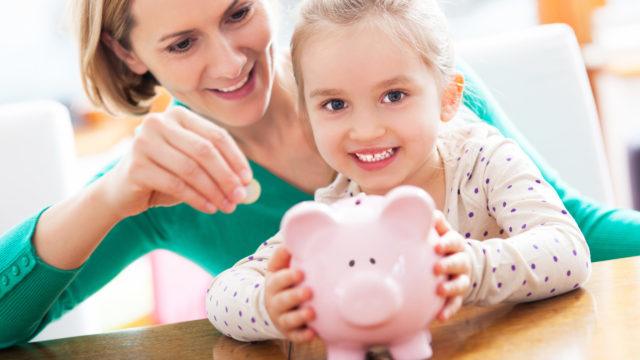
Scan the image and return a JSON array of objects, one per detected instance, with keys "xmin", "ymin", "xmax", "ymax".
[
  {"xmin": 173, "ymin": 107, "xmax": 253, "ymax": 185},
  {"xmin": 137, "ymin": 131, "xmax": 234, "ymax": 213},
  {"xmin": 161, "ymin": 119, "xmax": 247, "ymax": 205},
  {"xmin": 133, "ymin": 160, "xmax": 216, "ymax": 214}
]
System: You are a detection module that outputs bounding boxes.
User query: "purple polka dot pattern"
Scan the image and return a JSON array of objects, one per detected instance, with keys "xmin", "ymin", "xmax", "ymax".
[
  {"xmin": 468, "ymin": 212, "xmax": 474, "ymax": 218},
  {"xmin": 465, "ymin": 233, "xmax": 471, "ymax": 238},
  {"xmin": 531, "ymin": 263, "xmax": 536, "ymax": 270},
  {"xmin": 511, "ymin": 265, "xmax": 516, "ymax": 271}
]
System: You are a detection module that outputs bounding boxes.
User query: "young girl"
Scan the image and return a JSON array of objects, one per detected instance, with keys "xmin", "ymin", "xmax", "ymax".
[{"xmin": 206, "ymin": 0, "xmax": 591, "ymax": 343}]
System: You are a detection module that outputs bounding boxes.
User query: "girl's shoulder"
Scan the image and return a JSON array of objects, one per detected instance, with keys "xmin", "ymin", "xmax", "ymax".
[{"xmin": 438, "ymin": 108, "xmax": 514, "ymax": 164}]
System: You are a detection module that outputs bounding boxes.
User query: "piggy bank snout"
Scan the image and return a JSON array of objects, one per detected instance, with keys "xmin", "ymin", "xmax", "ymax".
[{"xmin": 337, "ymin": 273, "xmax": 402, "ymax": 327}]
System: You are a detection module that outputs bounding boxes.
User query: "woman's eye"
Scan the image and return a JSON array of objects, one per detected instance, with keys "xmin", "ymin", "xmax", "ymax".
[
  {"xmin": 168, "ymin": 38, "xmax": 195, "ymax": 53},
  {"xmin": 382, "ymin": 90, "xmax": 406, "ymax": 103},
  {"xmin": 323, "ymin": 99, "xmax": 347, "ymax": 112},
  {"xmin": 229, "ymin": 7, "xmax": 250, "ymax": 22}
]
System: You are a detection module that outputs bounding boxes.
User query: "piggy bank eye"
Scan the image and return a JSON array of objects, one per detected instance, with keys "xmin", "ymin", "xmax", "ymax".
[
  {"xmin": 369, "ymin": 258, "xmax": 376, "ymax": 265},
  {"xmin": 348, "ymin": 260, "xmax": 355, "ymax": 267}
]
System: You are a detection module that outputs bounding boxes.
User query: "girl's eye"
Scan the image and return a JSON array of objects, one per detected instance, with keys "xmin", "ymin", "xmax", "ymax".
[
  {"xmin": 382, "ymin": 90, "xmax": 406, "ymax": 103},
  {"xmin": 323, "ymin": 99, "xmax": 347, "ymax": 112},
  {"xmin": 168, "ymin": 38, "xmax": 196, "ymax": 53},
  {"xmin": 229, "ymin": 6, "xmax": 250, "ymax": 23}
]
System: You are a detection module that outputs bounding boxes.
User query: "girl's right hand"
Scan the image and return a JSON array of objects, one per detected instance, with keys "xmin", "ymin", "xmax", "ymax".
[
  {"xmin": 265, "ymin": 246, "xmax": 316, "ymax": 343},
  {"xmin": 99, "ymin": 107, "xmax": 253, "ymax": 219}
]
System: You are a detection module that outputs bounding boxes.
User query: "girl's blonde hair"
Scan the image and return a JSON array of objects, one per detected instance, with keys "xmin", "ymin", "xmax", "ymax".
[
  {"xmin": 73, "ymin": 0, "xmax": 158, "ymax": 115},
  {"xmin": 291, "ymin": 0, "xmax": 455, "ymax": 109}
]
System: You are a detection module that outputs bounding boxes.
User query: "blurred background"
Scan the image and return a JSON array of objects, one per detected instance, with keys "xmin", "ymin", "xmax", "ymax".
[{"xmin": 1, "ymin": 0, "xmax": 639, "ymax": 342}]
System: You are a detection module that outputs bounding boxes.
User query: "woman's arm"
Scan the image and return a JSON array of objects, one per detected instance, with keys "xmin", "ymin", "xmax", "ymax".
[
  {"xmin": 0, "ymin": 169, "xmax": 162, "ymax": 348},
  {"xmin": 459, "ymin": 60, "xmax": 640, "ymax": 261}
]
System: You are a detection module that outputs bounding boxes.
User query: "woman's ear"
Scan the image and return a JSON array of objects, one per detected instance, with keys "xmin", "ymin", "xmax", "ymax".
[
  {"xmin": 101, "ymin": 32, "xmax": 149, "ymax": 75},
  {"xmin": 440, "ymin": 73, "xmax": 465, "ymax": 122}
]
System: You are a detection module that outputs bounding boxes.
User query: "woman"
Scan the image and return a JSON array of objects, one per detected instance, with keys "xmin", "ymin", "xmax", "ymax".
[{"xmin": 0, "ymin": 0, "xmax": 637, "ymax": 348}]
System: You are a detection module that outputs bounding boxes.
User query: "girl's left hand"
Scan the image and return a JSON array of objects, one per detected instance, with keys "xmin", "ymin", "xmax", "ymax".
[{"xmin": 433, "ymin": 211, "xmax": 472, "ymax": 321}]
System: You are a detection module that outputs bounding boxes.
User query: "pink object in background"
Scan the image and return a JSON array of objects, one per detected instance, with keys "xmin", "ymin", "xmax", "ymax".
[
  {"xmin": 283, "ymin": 186, "xmax": 444, "ymax": 360},
  {"xmin": 150, "ymin": 250, "xmax": 212, "ymax": 324}
]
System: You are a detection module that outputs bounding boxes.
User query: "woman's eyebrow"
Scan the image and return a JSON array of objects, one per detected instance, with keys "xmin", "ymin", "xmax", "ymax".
[{"xmin": 158, "ymin": 0, "xmax": 240, "ymax": 43}]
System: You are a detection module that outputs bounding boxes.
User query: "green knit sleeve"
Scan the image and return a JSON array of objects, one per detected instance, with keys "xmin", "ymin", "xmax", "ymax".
[
  {"xmin": 0, "ymin": 161, "xmax": 165, "ymax": 348},
  {"xmin": 459, "ymin": 59, "xmax": 640, "ymax": 261}
]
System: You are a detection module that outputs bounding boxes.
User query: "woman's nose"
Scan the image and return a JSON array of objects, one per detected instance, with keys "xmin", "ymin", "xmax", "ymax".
[{"xmin": 206, "ymin": 35, "xmax": 247, "ymax": 80}]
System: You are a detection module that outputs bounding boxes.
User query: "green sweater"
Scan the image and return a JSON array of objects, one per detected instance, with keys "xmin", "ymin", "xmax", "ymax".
[{"xmin": 1, "ymin": 63, "xmax": 638, "ymax": 347}]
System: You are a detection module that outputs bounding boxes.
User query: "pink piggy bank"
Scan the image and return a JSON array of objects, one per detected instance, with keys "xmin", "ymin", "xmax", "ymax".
[{"xmin": 282, "ymin": 186, "xmax": 444, "ymax": 360}]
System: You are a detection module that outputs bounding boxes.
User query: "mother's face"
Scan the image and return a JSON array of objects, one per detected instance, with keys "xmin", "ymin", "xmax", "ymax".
[{"xmin": 124, "ymin": 0, "xmax": 276, "ymax": 128}]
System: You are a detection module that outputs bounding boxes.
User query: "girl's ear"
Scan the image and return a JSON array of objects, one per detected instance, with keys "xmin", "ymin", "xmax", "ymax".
[
  {"xmin": 440, "ymin": 73, "xmax": 465, "ymax": 122},
  {"xmin": 101, "ymin": 32, "xmax": 149, "ymax": 75}
]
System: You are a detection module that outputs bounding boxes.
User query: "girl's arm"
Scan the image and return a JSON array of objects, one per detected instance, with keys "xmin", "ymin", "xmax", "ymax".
[
  {"xmin": 461, "ymin": 135, "xmax": 591, "ymax": 306},
  {"xmin": 206, "ymin": 237, "xmax": 284, "ymax": 341},
  {"xmin": 460, "ymin": 59, "xmax": 640, "ymax": 262}
]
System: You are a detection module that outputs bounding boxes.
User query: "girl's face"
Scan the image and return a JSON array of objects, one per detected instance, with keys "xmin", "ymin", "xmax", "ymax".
[
  {"xmin": 122, "ymin": 0, "xmax": 276, "ymax": 127},
  {"xmin": 300, "ymin": 23, "xmax": 459, "ymax": 194}
]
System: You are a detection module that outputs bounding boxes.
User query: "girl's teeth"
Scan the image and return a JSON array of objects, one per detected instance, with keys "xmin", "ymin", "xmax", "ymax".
[
  {"xmin": 217, "ymin": 74, "xmax": 249, "ymax": 92},
  {"xmin": 355, "ymin": 148, "xmax": 395, "ymax": 163}
]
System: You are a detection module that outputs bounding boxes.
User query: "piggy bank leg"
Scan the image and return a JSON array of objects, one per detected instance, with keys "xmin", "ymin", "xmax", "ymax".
[
  {"xmin": 326, "ymin": 344, "xmax": 366, "ymax": 360},
  {"xmin": 388, "ymin": 330, "xmax": 433, "ymax": 360}
]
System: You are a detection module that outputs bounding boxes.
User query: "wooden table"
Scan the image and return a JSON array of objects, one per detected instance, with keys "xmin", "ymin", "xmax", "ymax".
[{"xmin": 2, "ymin": 257, "xmax": 639, "ymax": 359}]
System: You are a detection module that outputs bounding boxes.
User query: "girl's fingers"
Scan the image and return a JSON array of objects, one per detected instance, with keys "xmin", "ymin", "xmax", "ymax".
[
  {"xmin": 269, "ymin": 286, "xmax": 312, "ymax": 315},
  {"xmin": 433, "ymin": 210, "xmax": 451, "ymax": 236},
  {"xmin": 278, "ymin": 307, "xmax": 315, "ymax": 332},
  {"xmin": 438, "ymin": 295, "xmax": 463, "ymax": 321},
  {"xmin": 286, "ymin": 327, "xmax": 316, "ymax": 343},
  {"xmin": 268, "ymin": 246, "xmax": 292, "ymax": 272},
  {"xmin": 435, "ymin": 252, "xmax": 471, "ymax": 276},
  {"xmin": 435, "ymin": 231, "xmax": 465, "ymax": 255},
  {"xmin": 173, "ymin": 108, "xmax": 253, "ymax": 186},
  {"xmin": 438, "ymin": 274, "xmax": 470, "ymax": 297},
  {"xmin": 266, "ymin": 269, "xmax": 303, "ymax": 295}
]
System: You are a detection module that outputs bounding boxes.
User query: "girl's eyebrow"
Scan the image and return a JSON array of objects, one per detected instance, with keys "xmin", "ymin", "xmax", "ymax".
[
  {"xmin": 158, "ymin": 0, "xmax": 240, "ymax": 43},
  {"xmin": 374, "ymin": 75, "xmax": 413, "ymax": 89},
  {"xmin": 308, "ymin": 76, "xmax": 414, "ymax": 99},
  {"xmin": 309, "ymin": 88, "xmax": 343, "ymax": 99}
]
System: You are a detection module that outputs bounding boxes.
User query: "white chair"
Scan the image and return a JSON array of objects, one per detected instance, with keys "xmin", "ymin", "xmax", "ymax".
[
  {"xmin": 0, "ymin": 101, "xmax": 78, "ymax": 233},
  {"xmin": 457, "ymin": 24, "xmax": 615, "ymax": 205},
  {"xmin": 0, "ymin": 100, "xmax": 100, "ymax": 341}
]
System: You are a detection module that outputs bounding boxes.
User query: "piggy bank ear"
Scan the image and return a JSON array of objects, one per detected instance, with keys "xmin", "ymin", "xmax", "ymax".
[
  {"xmin": 380, "ymin": 186, "xmax": 435, "ymax": 240},
  {"xmin": 281, "ymin": 201, "xmax": 337, "ymax": 256}
]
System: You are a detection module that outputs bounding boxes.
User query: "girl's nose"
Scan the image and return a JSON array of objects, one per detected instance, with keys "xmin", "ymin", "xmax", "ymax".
[{"xmin": 349, "ymin": 118, "xmax": 386, "ymax": 142}]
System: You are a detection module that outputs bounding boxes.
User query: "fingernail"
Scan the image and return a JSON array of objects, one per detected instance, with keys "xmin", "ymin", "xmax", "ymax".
[
  {"xmin": 233, "ymin": 186, "xmax": 247, "ymax": 202},
  {"xmin": 205, "ymin": 202, "xmax": 217, "ymax": 213},
  {"xmin": 222, "ymin": 199, "xmax": 235, "ymax": 213},
  {"xmin": 240, "ymin": 169, "xmax": 253, "ymax": 183}
]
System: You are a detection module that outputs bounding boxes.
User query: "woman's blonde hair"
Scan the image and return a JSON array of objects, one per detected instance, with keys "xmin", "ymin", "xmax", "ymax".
[
  {"xmin": 290, "ymin": 0, "xmax": 455, "ymax": 109},
  {"xmin": 73, "ymin": 0, "xmax": 158, "ymax": 115}
]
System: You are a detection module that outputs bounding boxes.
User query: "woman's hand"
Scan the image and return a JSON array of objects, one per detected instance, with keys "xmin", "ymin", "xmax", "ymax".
[
  {"xmin": 433, "ymin": 211, "xmax": 472, "ymax": 321},
  {"xmin": 99, "ymin": 107, "xmax": 253, "ymax": 219},
  {"xmin": 265, "ymin": 246, "xmax": 316, "ymax": 343}
]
